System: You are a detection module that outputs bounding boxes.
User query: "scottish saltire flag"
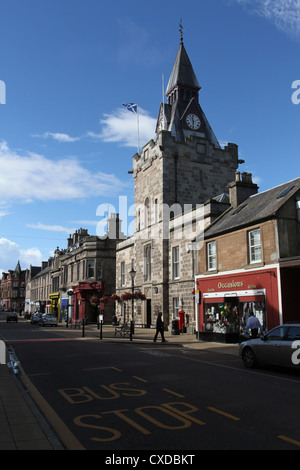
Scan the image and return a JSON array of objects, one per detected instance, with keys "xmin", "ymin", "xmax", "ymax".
[{"xmin": 122, "ymin": 102, "xmax": 138, "ymax": 113}]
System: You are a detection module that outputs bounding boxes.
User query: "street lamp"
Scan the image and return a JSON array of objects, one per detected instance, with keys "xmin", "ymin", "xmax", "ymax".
[{"xmin": 129, "ymin": 266, "xmax": 136, "ymax": 340}]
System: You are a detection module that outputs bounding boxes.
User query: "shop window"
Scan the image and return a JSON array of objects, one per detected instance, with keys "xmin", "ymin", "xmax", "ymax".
[
  {"xmin": 248, "ymin": 228, "xmax": 261, "ymax": 263},
  {"xmin": 207, "ymin": 241, "xmax": 216, "ymax": 271},
  {"xmin": 204, "ymin": 298, "xmax": 266, "ymax": 337},
  {"xmin": 240, "ymin": 300, "xmax": 266, "ymax": 334},
  {"xmin": 204, "ymin": 299, "xmax": 239, "ymax": 335},
  {"xmin": 172, "ymin": 246, "xmax": 180, "ymax": 279}
]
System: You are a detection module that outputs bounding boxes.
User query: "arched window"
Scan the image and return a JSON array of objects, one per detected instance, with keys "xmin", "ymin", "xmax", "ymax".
[{"xmin": 144, "ymin": 197, "xmax": 150, "ymax": 227}]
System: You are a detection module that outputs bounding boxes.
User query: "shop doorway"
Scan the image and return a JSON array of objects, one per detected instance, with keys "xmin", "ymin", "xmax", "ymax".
[{"xmin": 85, "ymin": 303, "xmax": 98, "ymax": 323}]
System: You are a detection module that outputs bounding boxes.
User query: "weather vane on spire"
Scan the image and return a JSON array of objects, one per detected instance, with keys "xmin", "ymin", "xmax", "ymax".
[{"xmin": 179, "ymin": 18, "xmax": 184, "ymax": 43}]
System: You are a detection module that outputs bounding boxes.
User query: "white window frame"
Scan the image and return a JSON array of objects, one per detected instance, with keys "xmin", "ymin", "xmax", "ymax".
[
  {"xmin": 173, "ymin": 297, "xmax": 180, "ymax": 319},
  {"xmin": 121, "ymin": 261, "xmax": 125, "ymax": 286},
  {"xmin": 248, "ymin": 228, "xmax": 262, "ymax": 263},
  {"xmin": 172, "ymin": 246, "xmax": 180, "ymax": 279},
  {"xmin": 207, "ymin": 241, "xmax": 216, "ymax": 271}
]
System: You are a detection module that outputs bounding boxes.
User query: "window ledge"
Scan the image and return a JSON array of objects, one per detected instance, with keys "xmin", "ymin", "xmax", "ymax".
[{"xmin": 245, "ymin": 261, "xmax": 265, "ymax": 269}]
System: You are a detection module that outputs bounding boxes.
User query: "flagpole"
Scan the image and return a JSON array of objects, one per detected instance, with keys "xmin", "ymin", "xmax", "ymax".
[
  {"xmin": 137, "ymin": 103, "xmax": 140, "ymax": 154},
  {"xmin": 162, "ymin": 74, "xmax": 165, "ymax": 130}
]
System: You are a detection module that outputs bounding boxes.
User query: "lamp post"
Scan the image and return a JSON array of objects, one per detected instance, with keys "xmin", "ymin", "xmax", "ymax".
[{"xmin": 129, "ymin": 266, "xmax": 136, "ymax": 341}]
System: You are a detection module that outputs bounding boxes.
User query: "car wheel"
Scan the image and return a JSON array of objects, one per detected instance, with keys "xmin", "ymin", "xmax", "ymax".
[{"xmin": 242, "ymin": 347, "xmax": 257, "ymax": 368}]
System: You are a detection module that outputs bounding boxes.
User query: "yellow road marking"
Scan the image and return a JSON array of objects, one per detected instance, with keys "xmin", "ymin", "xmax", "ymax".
[
  {"xmin": 207, "ymin": 406, "xmax": 240, "ymax": 421},
  {"xmin": 278, "ymin": 435, "xmax": 300, "ymax": 447},
  {"xmin": 163, "ymin": 388, "xmax": 185, "ymax": 398},
  {"xmin": 132, "ymin": 376, "xmax": 148, "ymax": 382},
  {"xmin": 83, "ymin": 366, "xmax": 122, "ymax": 372},
  {"xmin": 20, "ymin": 374, "xmax": 85, "ymax": 450}
]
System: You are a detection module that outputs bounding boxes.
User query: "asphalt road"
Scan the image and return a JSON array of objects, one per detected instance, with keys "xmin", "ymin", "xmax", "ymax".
[{"xmin": 1, "ymin": 315, "xmax": 300, "ymax": 451}]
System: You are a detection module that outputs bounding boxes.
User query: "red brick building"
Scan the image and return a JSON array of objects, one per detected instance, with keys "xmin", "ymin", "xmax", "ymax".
[
  {"xmin": 0, "ymin": 261, "xmax": 26, "ymax": 312},
  {"xmin": 196, "ymin": 174, "xmax": 300, "ymax": 342}
]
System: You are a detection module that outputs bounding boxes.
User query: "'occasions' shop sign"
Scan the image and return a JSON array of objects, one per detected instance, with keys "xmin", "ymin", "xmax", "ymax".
[{"xmin": 217, "ymin": 280, "xmax": 244, "ymax": 289}]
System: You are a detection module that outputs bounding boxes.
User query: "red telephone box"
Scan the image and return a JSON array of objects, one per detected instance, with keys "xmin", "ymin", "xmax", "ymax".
[{"xmin": 178, "ymin": 310, "xmax": 185, "ymax": 332}]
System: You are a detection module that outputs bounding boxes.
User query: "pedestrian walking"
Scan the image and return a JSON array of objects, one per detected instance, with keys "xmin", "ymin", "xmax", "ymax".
[
  {"xmin": 245, "ymin": 312, "xmax": 263, "ymax": 339},
  {"xmin": 153, "ymin": 312, "xmax": 167, "ymax": 343}
]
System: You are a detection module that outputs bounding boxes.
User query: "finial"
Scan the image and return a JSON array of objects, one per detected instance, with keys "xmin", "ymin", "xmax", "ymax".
[{"xmin": 179, "ymin": 18, "xmax": 184, "ymax": 44}]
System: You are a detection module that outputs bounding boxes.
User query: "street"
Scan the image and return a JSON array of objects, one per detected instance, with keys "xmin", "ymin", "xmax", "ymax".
[{"xmin": 1, "ymin": 313, "xmax": 300, "ymax": 451}]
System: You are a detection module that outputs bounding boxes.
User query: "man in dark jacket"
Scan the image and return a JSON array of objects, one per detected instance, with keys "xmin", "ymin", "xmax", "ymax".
[{"xmin": 153, "ymin": 312, "xmax": 167, "ymax": 342}]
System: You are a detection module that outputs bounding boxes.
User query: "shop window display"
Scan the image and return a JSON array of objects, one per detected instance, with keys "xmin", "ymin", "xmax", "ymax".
[
  {"xmin": 239, "ymin": 301, "xmax": 266, "ymax": 335},
  {"xmin": 204, "ymin": 298, "xmax": 266, "ymax": 337}
]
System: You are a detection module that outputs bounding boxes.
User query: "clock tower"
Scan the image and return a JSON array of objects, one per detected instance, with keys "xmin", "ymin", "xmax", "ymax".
[
  {"xmin": 156, "ymin": 35, "xmax": 220, "ymax": 146},
  {"xmin": 116, "ymin": 31, "xmax": 241, "ymax": 331}
]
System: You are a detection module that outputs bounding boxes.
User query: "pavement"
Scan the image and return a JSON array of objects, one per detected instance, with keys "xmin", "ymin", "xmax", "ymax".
[{"xmin": 0, "ymin": 322, "xmax": 239, "ymax": 450}]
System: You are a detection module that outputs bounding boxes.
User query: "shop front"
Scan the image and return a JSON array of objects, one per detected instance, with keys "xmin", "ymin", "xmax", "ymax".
[
  {"xmin": 196, "ymin": 267, "xmax": 280, "ymax": 343},
  {"xmin": 49, "ymin": 292, "xmax": 60, "ymax": 319},
  {"xmin": 60, "ymin": 294, "xmax": 68, "ymax": 322},
  {"xmin": 72, "ymin": 281, "xmax": 105, "ymax": 323}
]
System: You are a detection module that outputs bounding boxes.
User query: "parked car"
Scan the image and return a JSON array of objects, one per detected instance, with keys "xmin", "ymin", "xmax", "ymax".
[
  {"xmin": 240, "ymin": 322, "xmax": 300, "ymax": 369},
  {"xmin": 6, "ymin": 312, "xmax": 18, "ymax": 323},
  {"xmin": 39, "ymin": 314, "xmax": 58, "ymax": 327},
  {"xmin": 30, "ymin": 313, "xmax": 42, "ymax": 324}
]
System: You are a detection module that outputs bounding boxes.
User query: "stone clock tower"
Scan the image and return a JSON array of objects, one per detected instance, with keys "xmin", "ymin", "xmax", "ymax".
[
  {"xmin": 116, "ymin": 35, "xmax": 241, "ymax": 329},
  {"xmin": 156, "ymin": 35, "xmax": 220, "ymax": 148}
]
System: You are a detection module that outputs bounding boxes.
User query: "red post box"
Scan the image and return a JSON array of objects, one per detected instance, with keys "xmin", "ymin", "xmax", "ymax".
[{"xmin": 178, "ymin": 310, "xmax": 185, "ymax": 332}]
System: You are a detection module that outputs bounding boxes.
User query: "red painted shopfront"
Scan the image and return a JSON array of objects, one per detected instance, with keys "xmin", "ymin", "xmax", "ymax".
[
  {"xmin": 196, "ymin": 267, "xmax": 280, "ymax": 343},
  {"xmin": 72, "ymin": 281, "xmax": 105, "ymax": 323}
]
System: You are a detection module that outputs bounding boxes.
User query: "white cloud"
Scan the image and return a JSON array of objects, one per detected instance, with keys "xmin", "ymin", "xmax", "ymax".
[
  {"xmin": 0, "ymin": 238, "xmax": 43, "ymax": 272},
  {"xmin": 0, "ymin": 210, "xmax": 9, "ymax": 220},
  {"xmin": 89, "ymin": 106, "xmax": 156, "ymax": 148},
  {"xmin": 19, "ymin": 247, "xmax": 43, "ymax": 267},
  {"xmin": 33, "ymin": 132, "xmax": 81, "ymax": 142},
  {"xmin": 234, "ymin": 0, "xmax": 300, "ymax": 37},
  {"xmin": 0, "ymin": 140, "xmax": 128, "ymax": 204},
  {"xmin": 26, "ymin": 223, "xmax": 76, "ymax": 234},
  {"xmin": 34, "ymin": 106, "xmax": 157, "ymax": 149}
]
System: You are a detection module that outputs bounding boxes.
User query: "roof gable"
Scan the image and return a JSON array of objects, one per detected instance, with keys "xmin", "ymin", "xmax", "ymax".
[{"xmin": 205, "ymin": 177, "xmax": 300, "ymax": 237}]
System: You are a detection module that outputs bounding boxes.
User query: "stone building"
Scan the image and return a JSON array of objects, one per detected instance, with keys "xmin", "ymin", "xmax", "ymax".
[
  {"xmin": 196, "ymin": 175, "xmax": 300, "ymax": 342},
  {"xmin": 115, "ymin": 37, "xmax": 243, "ymax": 330},
  {"xmin": 25, "ymin": 214, "xmax": 123, "ymax": 323},
  {"xmin": 0, "ymin": 261, "xmax": 26, "ymax": 312}
]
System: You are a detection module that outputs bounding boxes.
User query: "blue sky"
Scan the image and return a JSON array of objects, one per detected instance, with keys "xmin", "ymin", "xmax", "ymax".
[{"xmin": 0, "ymin": 0, "xmax": 299, "ymax": 274}]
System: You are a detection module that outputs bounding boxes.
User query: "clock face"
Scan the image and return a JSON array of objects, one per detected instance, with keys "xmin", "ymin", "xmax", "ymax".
[{"xmin": 186, "ymin": 114, "xmax": 201, "ymax": 130}]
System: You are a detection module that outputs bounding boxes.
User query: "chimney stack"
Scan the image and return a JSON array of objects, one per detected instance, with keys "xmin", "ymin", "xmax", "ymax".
[{"xmin": 228, "ymin": 172, "xmax": 258, "ymax": 209}]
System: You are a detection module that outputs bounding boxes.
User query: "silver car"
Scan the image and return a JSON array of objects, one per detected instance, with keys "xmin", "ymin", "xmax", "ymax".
[
  {"xmin": 39, "ymin": 314, "xmax": 58, "ymax": 327},
  {"xmin": 240, "ymin": 323, "xmax": 300, "ymax": 369}
]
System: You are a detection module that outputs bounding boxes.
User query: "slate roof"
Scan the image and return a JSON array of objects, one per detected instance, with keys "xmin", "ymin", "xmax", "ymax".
[
  {"xmin": 205, "ymin": 177, "xmax": 300, "ymax": 238},
  {"xmin": 165, "ymin": 41, "xmax": 200, "ymax": 95}
]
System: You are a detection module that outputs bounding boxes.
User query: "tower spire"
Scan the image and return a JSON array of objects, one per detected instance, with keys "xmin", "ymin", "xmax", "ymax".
[{"xmin": 179, "ymin": 18, "xmax": 184, "ymax": 44}]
